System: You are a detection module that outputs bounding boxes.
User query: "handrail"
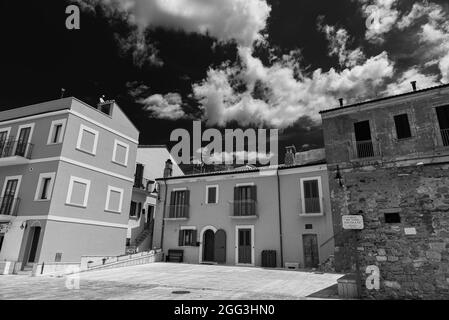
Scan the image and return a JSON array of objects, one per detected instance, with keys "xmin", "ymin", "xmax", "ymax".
[{"xmin": 0, "ymin": 139, "xmax": 33, "ymax": 159}]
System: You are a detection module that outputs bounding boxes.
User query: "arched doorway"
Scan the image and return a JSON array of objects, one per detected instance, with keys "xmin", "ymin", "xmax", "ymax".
[
  {"xmin": 203, "ymin": 229, "xmax": 215, "ymax": 262},
  {"xmin": 214, "ymin": 229, "xmax": 226, "ymax": 263}
]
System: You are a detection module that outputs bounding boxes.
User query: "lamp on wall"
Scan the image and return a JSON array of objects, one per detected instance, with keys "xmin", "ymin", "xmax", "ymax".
[
  {"xmin": 151, "ymin": 182, "xmax": 160, "ymax": 200},
  {"xmin": 20, "ymin": 221, "xmax": 27, "ymax": 230},
  {"xmin": 335, "ymin": 165, "xmax": 344, "ymax": 187}
]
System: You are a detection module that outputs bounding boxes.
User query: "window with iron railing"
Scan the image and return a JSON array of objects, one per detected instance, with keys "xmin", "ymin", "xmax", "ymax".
[
  {"xmin": 0, "ymin": 139, "xmax": 33, "ymax": 159},
  {"xmin": 168, "ymin": 190, "xmax": 190, "ymax": 219},
  {"xmin": 300, "ymin": 178, "xmax": 323, "ymax": 215},
  {"xmin": 0, "ymin": 196, "xmax": 20, "ymax": 216},
  {"xmin": 232, "ymin": 185, "xmax": 257, "ymax": 217}
]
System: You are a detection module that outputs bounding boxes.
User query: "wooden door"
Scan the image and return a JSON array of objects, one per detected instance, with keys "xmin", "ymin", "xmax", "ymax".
[
  {"xmin": 15, "ymin": 126, "xmax": 31, "ymax": 156},
  {"xmin": 27, "ymin": 227, "xmax": 41, "ymax": 263},
  {"xmin": 203, "ymin": 229, "xmax": 215, "ymax": 262},
  {"xmin": 0, "ymin": 179, "xmax": 18, "ymax": 215},
  {"xmin": 214, "ymin": 229, "xmax": 226, "ymax": 263},
  {"xmin": 303, "ymin": 234, "xmax": 319, "ymax": 268},
  {"xmin": 238, "ymin": 228, "xmax": 252, "ymax": 264}
]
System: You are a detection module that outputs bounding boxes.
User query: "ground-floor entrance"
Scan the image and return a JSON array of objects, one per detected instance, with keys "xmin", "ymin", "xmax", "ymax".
[
  {"xmin": 303, "ymin": 234, "xmax": 319, "ymax": 268},
  {"xmin": 236, "ymin": 225, "xmax": 254, "ymax": 265},
  {"xmin": 201, "ymin": 227, "xmax": 227, "ymax": 264}
]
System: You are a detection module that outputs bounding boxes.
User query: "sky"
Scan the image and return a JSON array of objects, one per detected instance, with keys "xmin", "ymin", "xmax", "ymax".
[{"xmin": 1, "ymin": 0, "xmax": 449, "ymax": 167}]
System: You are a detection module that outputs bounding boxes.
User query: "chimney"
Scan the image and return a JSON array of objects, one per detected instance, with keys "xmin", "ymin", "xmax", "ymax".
[
  {"xmin": 284, "ymin": 145, "xmax": 296, "ymax": 166},
  {"xmin": 163, "ymin": 159, "xmax": 173, "ymax": 178},
  {"xmin": 338, "ymin": 98, "xmax": 344, "ymax": 107},
  {"xmin": 60, "ymin": 88, "xmax": 66, "ymax": 99},
  {"xmin": 411, "ymin": 81, "xmax": 417, "ymax": 92}
]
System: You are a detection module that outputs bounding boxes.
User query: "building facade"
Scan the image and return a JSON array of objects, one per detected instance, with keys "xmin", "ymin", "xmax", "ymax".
[
  {"xmin": 0, "ymin": 97, "xmax": 139, "ymax": 273},
  {"xmin": 320, "ymin": 83, "xmax": 449, "ymax": 298},
  {"xmin": 152, "ymin": 152, "xmax": 334, "ymax": 269},
  {"xmin": 127, "ymin": 146, "xmax": 183, "ymax": 253}
]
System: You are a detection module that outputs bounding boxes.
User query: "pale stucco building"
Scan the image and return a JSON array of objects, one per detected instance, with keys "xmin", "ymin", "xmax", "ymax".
[
  {"xmin": 0, "ymin": 97, "xmax": 139, "ymax": 274},
  {"xmin": 153, "ymin": 149, "xmax": 335, "ymax": 269}
]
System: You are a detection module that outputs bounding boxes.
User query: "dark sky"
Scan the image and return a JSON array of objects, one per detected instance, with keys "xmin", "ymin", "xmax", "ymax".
[{"xmin": 1, "ymin": 0, "xmax": 448, "ymax": 166}]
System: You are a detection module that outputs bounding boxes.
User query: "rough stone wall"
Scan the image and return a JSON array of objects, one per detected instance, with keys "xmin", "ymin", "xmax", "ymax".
[{"xmin": 330, "ymin": 163, "xmax": 449, "ymax": 299}]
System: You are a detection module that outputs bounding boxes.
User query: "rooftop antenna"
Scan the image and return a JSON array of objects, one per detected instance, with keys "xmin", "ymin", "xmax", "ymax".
[{"xmin": 60, "ymin": 88, "xmax": 66, "ymax": 99}]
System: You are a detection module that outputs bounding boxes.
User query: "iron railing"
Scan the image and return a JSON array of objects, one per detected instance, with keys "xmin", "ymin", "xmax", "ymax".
[
  {"xmin": 230, "ymin": 199, "xmax": 257, "ymax": 217},
  {"xmin": 167, "ymin": 204, "xmax": 189, "ymax": 219},
  {"xmin": 440, "ymin": 128, "xmax": 449, "ymax": 146},
  {"xmin": 133, "ymin": 176, "xmax": 154, "ymax": 191},
  {"xmin": 0, "ymin": 140, "xmax": 33, "ymax": 159},
  {"xmin": 304, "ymin": 197, "xmax": 321, "ymax": 214},
  {"xmin": 355, "ymin": 140, "xmax": 376, "ymax": 158},
  {"xmin": 0, "ymin": 196, "xmax": 20, "ymax": 216}
]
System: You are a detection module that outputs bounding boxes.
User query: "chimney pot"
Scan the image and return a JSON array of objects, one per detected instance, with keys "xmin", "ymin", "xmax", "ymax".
[
  {"xmin": 163, "ymin": 159, "xmax": 173, "ymax": 178},
  {"xmin": 339, "ymin": 98, "xmax": 344, "ymax": 107},
  {"xmin": 411, "ymin": 81, "xmax": 417, "ymax": 92}
]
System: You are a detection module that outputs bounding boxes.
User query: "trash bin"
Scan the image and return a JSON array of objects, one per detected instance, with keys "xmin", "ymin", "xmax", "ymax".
[{"xmin": 261, "ymin": 250, "xmax": 277, "ymax": 268}]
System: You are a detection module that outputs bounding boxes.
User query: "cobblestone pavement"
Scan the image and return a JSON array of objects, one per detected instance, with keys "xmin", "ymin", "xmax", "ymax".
[{"xmin": 0, "ymin": 263, "xmax": 343, "ymax": 300}]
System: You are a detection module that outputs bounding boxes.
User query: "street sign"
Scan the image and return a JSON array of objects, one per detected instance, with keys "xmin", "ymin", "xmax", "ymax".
[{"xmin": 342, "ymin": 215, "xmax": 364, "ymax": 230}]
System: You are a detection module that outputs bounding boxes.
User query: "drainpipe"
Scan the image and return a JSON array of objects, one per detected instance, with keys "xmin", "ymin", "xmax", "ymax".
[
  {"xmin": 160, "ymin": 179, "xmax": 168, "ymax": 251},
  {"xmin": 276, "ymin": 168, "xmax": 284, "ymax": 268}
]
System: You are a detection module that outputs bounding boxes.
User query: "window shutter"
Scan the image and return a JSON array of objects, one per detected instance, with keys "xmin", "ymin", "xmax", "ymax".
[
  {"xmin": 169, "ymin": 191, "xmax": 176, "ymax": 217},
  {"xmin": 191, "ymin": 230, "xmax": 197, "ymax": 246},
  {"xmin": 184, "ymin": 190, "xmax": 190, "ymax": 218},
  {"xmin": 234, "ymin": 186, "xmax": 240, "ymax": 216},
  {"xmin": 250, "ymin": 185, "xmax": 257, "ymax": 215},
  {"xmin": 178, "ymin": 230, "xmax": 184, "ymax": 246}
]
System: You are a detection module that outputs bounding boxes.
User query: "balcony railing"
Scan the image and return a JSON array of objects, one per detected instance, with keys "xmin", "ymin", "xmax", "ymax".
[
  {"xmin": 230, "ymin": 199, "xmax": 257, "ymax": 217},
  {"xmin": 355, "ymin": 140, "xmax": 376, "ymax": 158},
  {"xmin": 133, "ymin": 176, "xmax": 154, "ymax": 192},
  {"xmin": 304, "ymin": 197, "xmax": 321, "ymax": 214},
  {"xmin": 441, "ymin": 128, "xmax": 449, "ymax": 146},
  {"xmin": 0, "ymin": 196, "xmax": 20, "ymax": 216},
  {"xmin": 0, "ymin": 140, "xmax": 33, "ymax": 159},
  {"xmin": 167, "ymin": 204, "xmax": 189, "ymax": 219}
]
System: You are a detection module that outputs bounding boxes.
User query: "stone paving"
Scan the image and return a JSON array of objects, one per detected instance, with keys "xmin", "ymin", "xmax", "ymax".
[{"xmin": 0, "ymin": 262, "xmax": 343, "ymax": 300}]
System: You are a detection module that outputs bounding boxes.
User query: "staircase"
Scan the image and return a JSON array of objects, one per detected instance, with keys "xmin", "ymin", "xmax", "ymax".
[{"xmin": 133, "ymin": 228, "xmax": 152, "ymax": 248}]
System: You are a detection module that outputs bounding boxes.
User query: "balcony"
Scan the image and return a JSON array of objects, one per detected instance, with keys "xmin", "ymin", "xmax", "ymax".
[
  {"xmin": 133, "ymin": 176, "xmax": 154, "ymax": 192},
  {"xmin": 230, "ymin": 199, "xmax": 258, "ymax": 219},
  {"xmin": 355, "ymin": 140, "xmax": 376, "ymax": 158},
  {"xmin": 440, "ymin": 128, "xmax": 449, "ymax": 147},
  {"xmin": 0, "ymin": 196, "xmax": 20, "ymax": 219},
  {"xmin": 165, "ymin": 204, "xmax": 189, "ymax": 220},
  {"xmin": 300, "ymin": 197, "xmax": 324, "ymax": 217},
  {"xmin": 0, "ymin": 140, "xmax": 33, "ymax": 166}
]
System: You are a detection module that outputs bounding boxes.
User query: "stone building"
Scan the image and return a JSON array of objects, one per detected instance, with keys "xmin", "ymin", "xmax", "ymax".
[{"xmin": 320, "ymin": 83, "xmax": 449, "ymax": 299}]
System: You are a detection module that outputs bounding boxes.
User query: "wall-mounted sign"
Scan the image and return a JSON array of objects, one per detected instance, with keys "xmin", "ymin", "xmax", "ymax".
[
  {"xmin": 0, "ymin": 222, "xmax": 11, "ymax": 233},
  {"xmin": 342, "ymin": 215, "xmax": 364, "ymax": 230}
]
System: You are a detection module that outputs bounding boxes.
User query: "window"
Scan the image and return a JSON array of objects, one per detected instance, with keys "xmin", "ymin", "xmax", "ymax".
[
  {"xmin": 112, "ymin": 139, "xmax": 129, "ymax": 166},
  {"xmin": 0, "ymin": 127, "xmax": 11, "ymax": 157},
  {"xmin": 300, "ymin": 177, "xmax": 323, "ymax": 215},
  {"xmin": 385, "ymin": 212, "xmax": 401, "ymax": 223},
  {"xmin": 394, "ymin": 114, "xmax": 412, "ymax": 140},
  {"xmin": 65, "ymin": 176, "xmax": 91, "ymax": 207},
  {"xmin": 76, "ymin": 124, "xmax": 99, "ymax": 155},
  {"xmin": 129, "ymin": 201, "xmax": 137, "ymax": 218},
  {"xmin": 436, "ymin": 105, "xmax": 449, "ymax": 146},
  {"xmin": 168, "ymin": 189, "xmax": 190, "ymax": 218},
  {"xmin": 354, "ymin": 120, "xmax": 374, "ymax": 158},
  {"xmin": 47, "ymin": 119, "xmax": 67, "ymax": 145},
  {"xmin": 206, "ymin": 185, "xmax": 218, "ymax": 204},
  {"xmin": 137, "ymin": 202, "xmax": 142, "ymax": 219},
  {"xmin": 178, "ymin": 228, "xmax": 197, "ymax": 246},
  {"xmin": 34, "ymin": 172, "xmax": 56, "ymax": 201},
  {"xmin": 233, "ymin": 184, "xmax": 257, "ymax": 216},
  {"xmin": 105, "ymin": 186, "xmax": 124, "ymax": 213},
  {"xmin": 15, "ymin": 124, "xmax": 34, "ymax": 157},
  {"xmin": 305, "ymin": 224, "xmax": 313, "ymax": 230},
  {"xmin": 1, "ymin": 176, "xmax": 22, "ymax": 216}
]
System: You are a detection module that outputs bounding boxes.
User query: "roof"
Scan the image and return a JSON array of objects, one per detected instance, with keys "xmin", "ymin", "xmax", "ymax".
[
  {"xmin": 156, "ymin": 159, "xmax": 326, "ymax": 181},
  {"xmin": 319, "ymin": 82, "xmax": 449, "ymax": 115},
  {"xmin": 136, "ymin": 146, "xmax": 184, "ymax": 180}
]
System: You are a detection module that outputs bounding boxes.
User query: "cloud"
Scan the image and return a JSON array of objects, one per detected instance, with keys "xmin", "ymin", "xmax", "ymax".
[
  {"xmin": 196, "ymin": 147, "xmax": 274, "ymax": 165},
  {"xmin": 114, "ymin": 0, "xmax": 271, "ymax": 47},
  {"xmin": 139, "ymin": 92, "xmax": 186, "ymax": 120},
  {"xmin": 193, "ymin": 46, "xmax": 395, "ymax": 128},
  {"xmin": 319, "ymin": 23, "xmax": 366, "ymax": 67},
  {"xmin": 383, "ymin": 67, "xmax": 440, "ymax": 95},
  {"xmin": 359, "ymin": 0, "xmax": 400, "ymax": 43}
]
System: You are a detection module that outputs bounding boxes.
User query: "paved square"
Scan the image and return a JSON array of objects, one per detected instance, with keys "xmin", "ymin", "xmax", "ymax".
[{"xmin": 0, "ymin": 263, "xmax": 343, "ymax": 300}]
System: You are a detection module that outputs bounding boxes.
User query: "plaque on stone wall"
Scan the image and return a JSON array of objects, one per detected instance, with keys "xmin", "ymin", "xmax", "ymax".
[
  {"xmin": 0, "ymin": 222, "xmax": 11, "ymax": 233},
  {"xmin": 342, "ymin": 215, "xmax": 364, "ymax": 230}
]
